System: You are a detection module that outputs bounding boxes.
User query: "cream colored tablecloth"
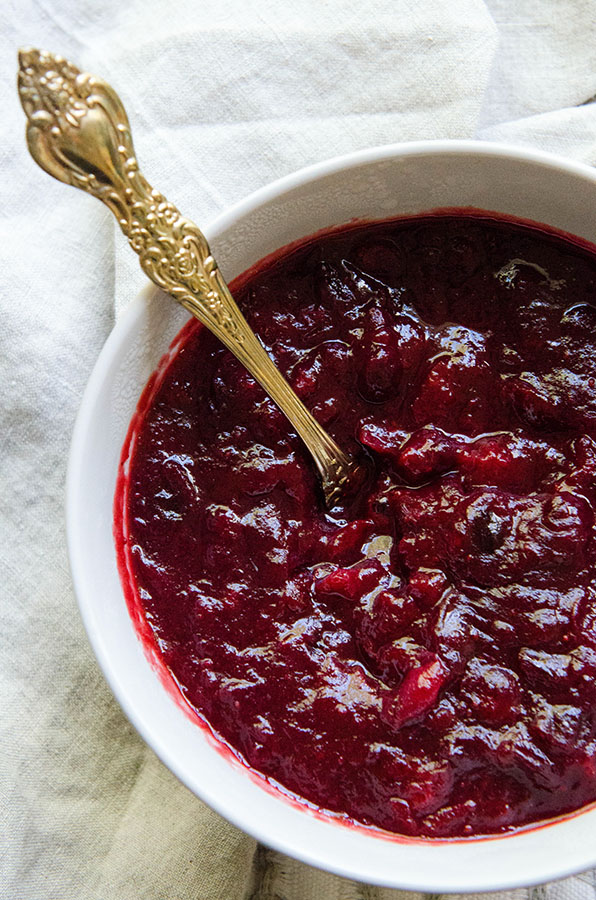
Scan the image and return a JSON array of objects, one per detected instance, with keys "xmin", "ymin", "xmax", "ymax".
[{"xmin": 2, "ymin": 1, "xmax": 596, "ymax": 897}]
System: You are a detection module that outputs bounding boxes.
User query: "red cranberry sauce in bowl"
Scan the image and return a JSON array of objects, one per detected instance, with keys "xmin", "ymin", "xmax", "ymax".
[{"xmin": 116, "ymin": 212, "xmax": 596, "ymax": 839}]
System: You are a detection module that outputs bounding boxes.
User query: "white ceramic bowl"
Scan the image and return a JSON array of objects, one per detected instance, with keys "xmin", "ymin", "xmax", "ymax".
[{"xmin": 67, "ymin": 141, "xmax": 596, "ymax": 892}]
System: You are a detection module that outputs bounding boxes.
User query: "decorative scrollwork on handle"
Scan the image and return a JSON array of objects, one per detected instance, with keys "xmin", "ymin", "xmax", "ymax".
[{"xmin": 18, "ymin": 47, "xmax": 243, "ymax": 344}]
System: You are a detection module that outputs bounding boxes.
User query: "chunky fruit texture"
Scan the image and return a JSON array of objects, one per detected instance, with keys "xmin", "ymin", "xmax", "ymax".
[{"xmin": 123, "ymin": 215, "xmax": 596, "ymax": 838}]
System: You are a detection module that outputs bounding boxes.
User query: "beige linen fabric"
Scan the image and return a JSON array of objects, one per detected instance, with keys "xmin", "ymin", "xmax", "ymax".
[{"xmin": 2, "ymin": 1, "xmax": 596, "ymax": 898}]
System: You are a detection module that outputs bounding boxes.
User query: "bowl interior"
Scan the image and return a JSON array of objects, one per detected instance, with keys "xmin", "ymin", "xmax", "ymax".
[{"xmin": 67, "ymin": 142, "xmax": 596, "ymax": 892}]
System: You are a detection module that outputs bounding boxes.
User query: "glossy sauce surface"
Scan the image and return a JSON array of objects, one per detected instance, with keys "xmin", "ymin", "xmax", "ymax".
[{"xmin": 120, "ymin": 214, "xmax": 596, "ymax": 837}]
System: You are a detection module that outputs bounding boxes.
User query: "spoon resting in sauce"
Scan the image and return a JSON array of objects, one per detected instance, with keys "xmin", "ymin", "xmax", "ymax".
[{"xmin": 17, "ymin": 47, "xmax": 363, "ymax": 509}]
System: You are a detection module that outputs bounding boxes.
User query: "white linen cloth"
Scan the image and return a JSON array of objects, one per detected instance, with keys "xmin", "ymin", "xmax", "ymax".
[{"xmin": 2, "ymin": 1, "xmax": 596, "ymax": 898}]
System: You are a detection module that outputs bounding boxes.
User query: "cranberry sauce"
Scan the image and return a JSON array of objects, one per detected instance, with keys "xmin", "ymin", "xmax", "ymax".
[{"xmin": 120, "ymin": 214, "xmax": 596, "ymax": 838}]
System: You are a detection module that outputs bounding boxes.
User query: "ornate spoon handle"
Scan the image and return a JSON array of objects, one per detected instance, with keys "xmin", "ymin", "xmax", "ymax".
[{"xmin": 18, "ymin": 48, "xmax": 362, "ymax": 508}]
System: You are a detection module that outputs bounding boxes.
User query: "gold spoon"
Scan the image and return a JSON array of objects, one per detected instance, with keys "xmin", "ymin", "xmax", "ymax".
[{"xmin": 17, "ymin": 48, "xmax": 363, "ymax": 509}]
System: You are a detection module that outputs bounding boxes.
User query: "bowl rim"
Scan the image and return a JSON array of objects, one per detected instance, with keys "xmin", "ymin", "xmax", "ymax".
[
  {"xmin": 208, "ymin": 138, "xmax": 596, "ymax": 241},
  {"xmin": 66, "ymin": 138, "xmax": 596, "ymax": 892}
]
